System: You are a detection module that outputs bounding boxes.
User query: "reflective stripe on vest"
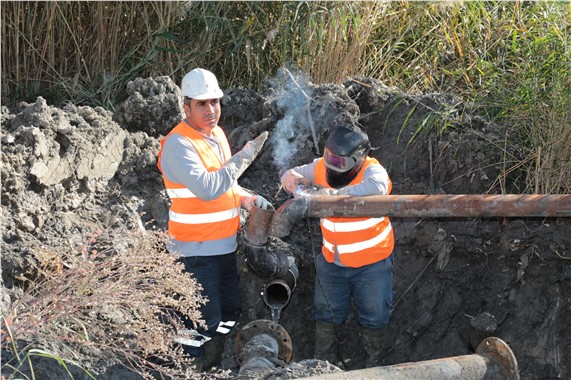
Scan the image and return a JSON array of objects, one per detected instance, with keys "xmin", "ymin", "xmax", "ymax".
[
  {"xmin": 174, "ymin": 329, "xmax": 212, "ymax": 347},
  {"xmin": 173, "ymin": 319, "xmax": 237, "ymax": 347},
  {"xmin": 321, "ymin": 217, "xmax": 385, "ymax": 232},
  {"xmin": 322, "ymin": 222, "xmax": 393, "ymax": 254},
  {"xmin": 157, "ymin": 122, "xmax": 241, "ymax": 242},
  {"xmin": 314, "ymin": 157, "xmax": 394, "ymax": 267},
  {"xmin": 167, "ymin": 188, "xmax": 197, "ymax": 198},
  {"xmin": 216, "ymin": 320, "xmax": 236, "ymax": 335},
  {"xmin": 169, "ymin": 207, "xmax": 240, "ymax": 224}
]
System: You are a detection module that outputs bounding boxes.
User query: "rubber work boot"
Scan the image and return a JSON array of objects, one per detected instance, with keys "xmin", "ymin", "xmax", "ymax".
[
  {"xmin": 188, "ymin": 356, "xmax": 203, "ymax": 373},
  {"xmin": 314, "ymin": 320, "xmax": 339, "ymax": 365},
  {"xmin": 177, "ymin": 344, "xmax": 203, "ymax": 373},
  {"xmin": 201, "ymin": 335, "xmax": 226, "ymax": 371},
  {"xmin": 361, "ymin": 326, "xmax": 384, "ymax": 368}
]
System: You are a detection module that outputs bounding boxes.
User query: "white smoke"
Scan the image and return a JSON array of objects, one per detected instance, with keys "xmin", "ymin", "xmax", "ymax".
[{"xmin": 270, "ymin": 68, "xmax": 316, "ymax": 174}]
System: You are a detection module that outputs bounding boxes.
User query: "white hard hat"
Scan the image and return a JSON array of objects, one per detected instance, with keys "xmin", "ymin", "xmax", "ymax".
[{"xmin": 180, "ymin": 68, "xmax": 224, "ymax": 99}]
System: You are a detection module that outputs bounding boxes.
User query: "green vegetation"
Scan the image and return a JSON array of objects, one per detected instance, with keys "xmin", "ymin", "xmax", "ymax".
[{"xmin": 1, "ymin": 1, "xmax": 569, "ymax": 188}]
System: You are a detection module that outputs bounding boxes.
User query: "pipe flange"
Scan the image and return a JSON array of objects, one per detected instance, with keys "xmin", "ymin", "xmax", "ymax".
[
  {"xmin": 476, "ymin": 337, "xmax": 519, "ymax": 380},
  {"xmin": 235, "ymin": 319, "xmax": 293, "ymax": 364}
]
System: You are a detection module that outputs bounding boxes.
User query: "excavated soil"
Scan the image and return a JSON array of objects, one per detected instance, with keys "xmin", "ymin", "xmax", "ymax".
[{"xmin": 1, "ymin": 71, "xmax": 570, "ymax": 380}]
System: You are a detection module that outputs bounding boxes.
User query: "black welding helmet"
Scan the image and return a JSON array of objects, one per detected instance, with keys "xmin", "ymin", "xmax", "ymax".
[{"xmin": 323, "ymin": 125, "xmax": 371, "ymax": 188}]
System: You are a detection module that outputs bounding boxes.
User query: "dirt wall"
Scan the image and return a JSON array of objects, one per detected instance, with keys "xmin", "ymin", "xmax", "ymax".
[{"xmin": 1, "ymin": 71, "xmax": 569, "ymax": 379}]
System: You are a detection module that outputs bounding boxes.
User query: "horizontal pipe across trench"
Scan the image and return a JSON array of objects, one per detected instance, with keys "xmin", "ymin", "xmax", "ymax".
[
  {"xmin": 307, "ymin": 194, "xmax": 571, "ymax": 218},
  {"xmin": 269, "ymin": 194, "xmax": 570, "ymax": 238}
]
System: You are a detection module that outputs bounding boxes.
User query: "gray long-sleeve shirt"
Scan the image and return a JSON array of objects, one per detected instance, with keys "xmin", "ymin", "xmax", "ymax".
[
  {"xmin": 160, "ymin": 130, "xmax": 243, "ymax": 256},
  {"xmin": 289, "ymin": 158, "xmax": 391, "ymax": 196}
]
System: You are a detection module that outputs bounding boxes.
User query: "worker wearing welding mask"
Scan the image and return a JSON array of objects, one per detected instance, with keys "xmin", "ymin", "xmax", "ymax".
[
  {"xmin": 280, "ymin": 124, "xmax": 394, "ymax": 368},
  {"xmin": 157, "ymin": 68, "xmax": 271, "ymax": 371}
]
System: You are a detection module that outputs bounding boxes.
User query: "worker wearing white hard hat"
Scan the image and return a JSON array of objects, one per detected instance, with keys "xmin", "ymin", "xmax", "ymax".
[
  {"xmin": 157, "ymin": 68, "xmax": 271, "ymax": 371},
  {"xmin": 180, "ymin": 68, "xmax": 224, "ymax": 100}
]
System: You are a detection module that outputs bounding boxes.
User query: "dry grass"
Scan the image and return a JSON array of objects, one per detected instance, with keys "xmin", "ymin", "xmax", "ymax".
[
  {"xmin": 1, "ymin": 1, "xmax": 568, "ymax": 192},
  {"xmin": 1, "ymin": 1, "xmax": 185, "ymax": 107},
  {"xmin": 1, "ymin": 225, "xmax": 205, "ymax": 379},
  {"xmin": 523, "ymin": 92, "xmax": 571, "ymax": 194},
  {"xmin": 283, "ymin": 2, "xmax": 387, "ymax": 84}
]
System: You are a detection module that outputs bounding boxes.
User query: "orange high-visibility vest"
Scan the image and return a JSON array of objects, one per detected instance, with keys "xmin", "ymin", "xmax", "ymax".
[
  {"xmin": 314, "ymin": 157, "xmax": 394, "ymax": 267},
  {"xmin": 157, "ymin": 122, "xmax": 241, "ymax": 242}
]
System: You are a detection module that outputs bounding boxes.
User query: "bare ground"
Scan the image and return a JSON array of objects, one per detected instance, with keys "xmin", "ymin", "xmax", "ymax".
[{"xmin": 1, "ymin": 71, "xmax": 569, "ymax": 379}]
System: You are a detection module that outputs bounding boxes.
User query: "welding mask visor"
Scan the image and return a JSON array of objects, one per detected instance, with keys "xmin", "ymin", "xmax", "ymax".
[
  {"xmin": 324, "ymin": 149, "xmax": 357, "ymax": 173},
  {"xmin": 324, "ymin": 125, "xmax": 370, "ymax": 188}
]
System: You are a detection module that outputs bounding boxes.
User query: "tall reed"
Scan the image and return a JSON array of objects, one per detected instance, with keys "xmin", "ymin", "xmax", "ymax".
[{"xmin": 2, "ymin": 1, "xmax": 569, "ymax": 192}]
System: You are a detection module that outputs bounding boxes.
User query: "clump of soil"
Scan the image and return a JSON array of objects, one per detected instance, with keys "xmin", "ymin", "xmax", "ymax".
[{"xmin": 1, "ymin": 70, "xmax": 569, "ymax": 379}]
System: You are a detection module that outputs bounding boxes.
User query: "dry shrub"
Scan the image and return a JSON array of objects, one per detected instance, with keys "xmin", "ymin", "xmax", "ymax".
[{"xmin": 2, "ymin": 225, "xmax": 206, "ymax": 378}]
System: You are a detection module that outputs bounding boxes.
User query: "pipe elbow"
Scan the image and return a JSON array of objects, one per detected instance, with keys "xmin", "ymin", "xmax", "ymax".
[
  {"xmin": 243, "ymin": 204, "xmax": 299, "ymax": 279},
  {"xmin": 268, "ymin": 197, "xmax": 309, "ymax": 238},
  {"xmin": 244, "ymin": 243, "xmax": 290, "ymax": 278}
]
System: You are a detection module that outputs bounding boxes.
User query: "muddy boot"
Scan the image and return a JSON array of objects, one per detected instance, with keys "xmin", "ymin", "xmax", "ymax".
[
  {"xmin": 188, "ymin": 356, "xmax": 203, "ymax": 373},
  {"xmin": 201, "ymin": 335, "xmax": 225, "ymax": 371},
  {"xmin": 361, "ymin": 326, "xmax": 384, "ymax": 368},
  {"xmin": 314, "ymin": 320, "xmax": 338, "ymax": 365},
  {"xmin": 177, "ymin": 345, "xmax": 204, "ymax": 373}
]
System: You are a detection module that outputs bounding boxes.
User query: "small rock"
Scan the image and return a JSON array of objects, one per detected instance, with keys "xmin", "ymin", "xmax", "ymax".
[{"xmin": 469, "ymin": 312, "xmax": 498, "ymax": 351}]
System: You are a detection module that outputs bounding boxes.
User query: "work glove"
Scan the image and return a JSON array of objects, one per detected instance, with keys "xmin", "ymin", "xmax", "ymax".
[
  {"xmin": 224, "ymin": 131, "xmax": 269, "ymax": 179},
  {"xmin": 241, "ymin": 195, "xmax": 273, "ymax": 211},
  {"xmin": 254, "ymin": 195, "xmax": 273, "ymax": 210},
  {"xmin": 281, "ymin": 169, "xmax": 311, "ymax": 194}
]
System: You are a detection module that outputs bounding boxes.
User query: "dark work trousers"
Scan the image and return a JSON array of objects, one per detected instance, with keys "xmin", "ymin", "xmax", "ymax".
[
  {"xmin": 178, "ymin": 252, "xmax": 241, "ymax": 357},
  {"xmin": 314, "ymin": 253, "xmax": 394, "ymax": 329}
]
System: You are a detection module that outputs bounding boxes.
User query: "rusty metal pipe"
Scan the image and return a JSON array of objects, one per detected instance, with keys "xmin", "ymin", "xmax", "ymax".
[
  {"xmin": 262, "ymin": 258, "xmax": 299, "ymax": 322},
  {"xmin": 301, "ymin": 337, "xmax": 519, "ymax": 380},
  {"xmin": 269, "ymin": 194, "xmax": 571, "ymax": 238},
  {"xmin": 244, "ymin": 206, "xmax": 291, "ymax": 277},
  {"xmin": 235, "ymin": 320, "xmax": 293, "ymax": 375},
  {"xmin": 245, "ymin": 204, "xmax": 275, "ymax": 245}
]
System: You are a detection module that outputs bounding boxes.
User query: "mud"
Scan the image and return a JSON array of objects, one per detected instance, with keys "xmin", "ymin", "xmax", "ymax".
[{"xmin": 1, "ymin": 71, "xmax": 569, "ymax": 379}]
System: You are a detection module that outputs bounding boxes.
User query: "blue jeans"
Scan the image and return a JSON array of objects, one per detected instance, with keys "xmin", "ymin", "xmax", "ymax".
[
  {"xmin": 179, "ymin": 253, "xmax": 241, "ymax": 356},
  {"xmin": 314, "ymin": 253, "xmax": 394, "ymax": 329}
]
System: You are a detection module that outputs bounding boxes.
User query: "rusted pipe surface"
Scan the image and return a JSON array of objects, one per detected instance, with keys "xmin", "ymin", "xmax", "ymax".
[
  {"xmin": 308, "ymin": 194, "xmax": 571, "ymax": 218},
  {"xmin": 245, "ymin": 206, "xmax": 275, "ymax": 245},
  {"xmin": 476, "ymin": 337, "xmax": 519, "ymax": 379},
  {"xmin": 269, "ymin": 194, "xmax": 570, "ymax": 238},
  {"xmin": 299, "ymin": 337, "xmax": 518, "ymax": 380},
  {"xmin": 269, "ymin": 197, "xmax": 309, "ymax": 238}
]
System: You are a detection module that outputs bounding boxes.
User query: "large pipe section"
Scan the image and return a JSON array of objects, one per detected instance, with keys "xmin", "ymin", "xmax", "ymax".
[
  {"xmin": 244, "ymin": 206, "xmax": 299, "ymax": 321},
  {"xmin": 244, "ymin": 205, "xmax": 291, "ymax": 277},
  {"xmin": 300, "ymin": 337, "xmax": 519, "ymax": 380},
  {"xmin": 233, "ymin": 324, "xmax": 519, "ymax": 380},
  {"xmin": 243, "ymin": 193, "xmax": 570, "ymax": 321},
  {"xmin": 269, "ymin": 194, "xmax": 571, "ymax": 238},
  {"xmin": 262, "ymin": 256, "xmax": 298, "ymax": 322},
  {"xmin": 234, "ymin": 319, "xmax": 293, "ymax": 375}
]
